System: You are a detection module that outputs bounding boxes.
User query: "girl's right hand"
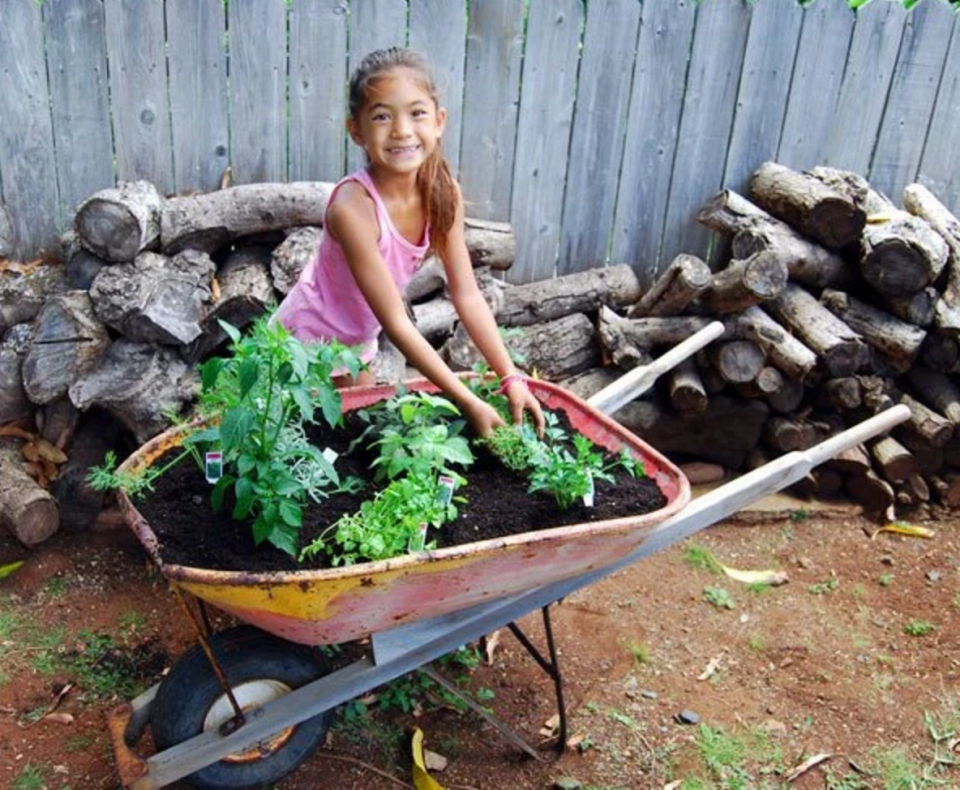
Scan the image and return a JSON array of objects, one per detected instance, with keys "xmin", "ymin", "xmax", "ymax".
[{"xmin": 462, "ymin": 397, "xmax": 506, "ymax": 439}]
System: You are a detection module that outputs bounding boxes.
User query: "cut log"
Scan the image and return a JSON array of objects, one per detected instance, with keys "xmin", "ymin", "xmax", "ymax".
[
  {"xmin": 406, "ymin": 258, "xmax": 448, "ymax": 304},
  {"xmin": 462, "ymin": 217, "xmax": 515, "ymax": 270},
  {"xmin": 0, "ymin": 261, "xmax": 69, "ymax": 334},
  {"xmin": 897, "ymin": 393, "xmax": 953, "ymax": 448},
  {"xmin": 598, "ymin": 308, "xmax": 712, "ymax": 353},
  {"xmin": 50, "ymin": 410, "xmax": 123, "ymax": 531},
  {"xmin": 767, "ymin": 376, "xmax": 805, "ymax": 415},
  {"xmin": 813, "ymin": 467, "xmax": 845, "ymax": 498},
  {"xmin": 90, "ymin": 250, "xmax": 216, "ymax": 345},
  {"xmin": 727, "ymin": 306, "xmax": 818, "ymax": 382},
  {"xmin": 858, "ymin": 375, "xmax": 898, "ymax": 414},
  {"xmin": 442, "ymin": 312, "xmax": 599, "ymax": 380},
  {"xmin": 74, "ymin": 180, "xmax": 163, "ymax": 262},
  {"xmin": 0, "ymin": 202, "xmax": 14, "ymax": 257},
  {"xmin": 825, "ymin": 443, "xmax": 871, "ymax": 476},
  {"xmin": 819, "ymin": 289, "xmax": 926, "ymax": 373},
  {"xmin": 763, "ymin": 415, "xmax": 830, "ymax": 453},
  {"xmin": 929, "ymin": 473, "xmax": 960, "ymax": 507},
  {"xmin": 413, "ymin": 268, "xmax": 504, "ymax": 343},
  {"xmin": 881, "ymin": 287, "xmax": 937, "ymax": 328},
  {"xmin": 697, "ymin": 189, "xmax": 855, "ymax": 289},
  {"xmin": 558, "ymin": 367, "xmax": 620, "ymax": 402},
  {"xmin": 68, "ymin": 339, "xmax": 200, "ymax": 444},
  {"xmin": 906, "ymin": 365, "xmax": 960, "ymax": 424},
  {"xmin": 0, "ymin": 323, "xmax": 33, "ymax": 424},
  {"xmin": 697, "ymin": 250, "xmax": 788, "ymax": 315},
  {"xmin": 903, "ymin": 183, "xmax": 960, "ymax": 317},
  {"xmin": 22, "ymin": 292, "xmax": 110, "ymax": 406},
  {"xmin": 912, "ymin": 445, "xmax": 944, "ymax": 476},
  {"xmin": 668, "ymin": 358, "xmax": 708, "ymax": 415},
  {"xmin": 844, "ymin": 469, "xmax": 895, "ymax": 514},
  {"xmin": 368, "ymin": 334, "xmax": 411, "ymax": 384},
  {"xmin": 0, "ymin": 438, "xmax": 59, "ymax": 546},
  {"xmin": 920, "ymin": 333, "xmax": 959, "ymax": 374},
  {"xmin": 858, "ymin": 188, "xmax": 948, "ymax": 296},
  {"xmin": 36, "ymin": 396, "xmax": 80, "ymax": 449},
  {"xmin": 819, "ymin": 377, "xmax": 862, "ymax": 411},
  {"xmin": 767, "ymin": 283, "xmax": 870, "ymax": 377},
  {"xmin": 748, "ymin": 161, "xmax": 867, "ymax": 249},
  {"xmin": 182, "ymin": 246, "xmax": 274, "ymax": 362},
  {"xmin": 614, "ymin": 394, "xmax": 769, "ymax": 469},
  {"xmin": 498, "ymin": 264, "xmax": 640, "ymax": 327},
  {"xmin": 66, "ymin": 249, "xmax": 109, "ymax": 291},
  {"xmin": 869, "ymin": 435, "xmax": 918, "ymax": 484},
  {"xmin": 270, "ymin": 226, "xmax": 322, "ymax": 296},
  {"xmin": 627, "ymin": 254, "xmax": 711, "ymax": 318},
  {"xmin": 737, "ymin": 366, "xmax": 783, "ymax": 399},
  {"xmin": 707, "ymin": 339, "xmax": 765, "ymax": 384}
]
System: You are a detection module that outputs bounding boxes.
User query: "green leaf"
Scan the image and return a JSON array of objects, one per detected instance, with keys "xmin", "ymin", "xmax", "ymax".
[
  {"xmin": 233, "ymin": 476, "xmax": 254, "ymax": 519},
  {"xmin": 0, "ymin": 560, "xmax": 25, "ymax": 580},
  {"xmin": 237, "ymin": 357, "xmax": 260, "ymax": 399},
  {"xmin": 268, "ymin": 524, "xmax": 299, "ymax": 557},
  {"xmin": 200, "ymin": 357, "xmax": 225, "ymax": 392},
  {"xmin": 218, "ymin": 319, "xmax": 242, "ymax": 344},
  {"xmin": 220, "ymin": 408, "xmax": 256, "ymax": 451},
  {"xmin": 317, "ymin": 386, "xmax": 343, "ymax": 428},
  {"xmin": 279, "ymin": 499, "xmax": 303, "ymax": 527}
]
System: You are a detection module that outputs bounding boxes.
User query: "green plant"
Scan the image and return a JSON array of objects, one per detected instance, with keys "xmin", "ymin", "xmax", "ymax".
[
  {"xmin": 879, "ymin": 573, "xmax": 894, "ymax": 587},
  {"xmin": 11, "ymin": 763, "xmax": 45, "ymax": 790},
  {"xmin": 629, "ymin": 641, "xmax": 651, "ymax": 666},
  {"xmin": 189, "ymin": 318, "xmax": 363, "ymax": 556},
  {"xmin": 702, "ymin": 586, "xmax": 735, "ymax": 610},
  {"xmin": 476, "ymin": 423, "xmax": 539, "ymax": 472},
  {"xmin": 808, "ymin": 576, "xmax": 839, "ymax": 595},
  {"xmin": 903, "ymin": 619, "xmax": 936, "ymax": 637},
  {"xmin": 683, "ymin": 544, "xmax": 723, "ymax": 574}
]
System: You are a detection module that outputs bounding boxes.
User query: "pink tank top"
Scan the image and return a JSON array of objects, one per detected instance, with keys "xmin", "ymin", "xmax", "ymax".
[{"xmin": 274, "ymin": 169, "xmax": 430, "ymax": 361}]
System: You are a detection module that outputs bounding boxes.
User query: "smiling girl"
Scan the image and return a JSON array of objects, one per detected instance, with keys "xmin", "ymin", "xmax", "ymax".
[{"xmin": 274, "ymin": 47, "xmax": 543, "ymax": 436}]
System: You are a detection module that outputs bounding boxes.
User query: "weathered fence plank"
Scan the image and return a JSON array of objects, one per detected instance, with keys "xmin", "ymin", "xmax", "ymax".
[
  {"xmin": 778, "ymin": 2, "xmax": 856, "ymax": 169},
  {"xmin": 510, "ymin": 0, "xmax": 583, "ymax": 284},
  {"xmin": 409, "ymin": 0, "xmax": 467, "ymax": 176},
  {"xmin": 825, "ymin": 3, "xmax": 906, "ymax": 176},
  {"xmin": 0, "ymin": 0, "xmax": 60, "ymax": 259},
  {"xmin": 459, "ymin": 0, "xmax": 525, "ymax": 222},
  {"xmin": 611, "ymin": 0, "xmax": 697, "ymax": 285},
  {"xmin": 104, "ymin": 0, "xmax": 174, "ymax": 194},
  {"xmin": 918, "ymin": 22, "xmax": 960, "ymax": 204},
  {"xmin": 228, "ymin": 0, "xmax": 287, "ymax": 184},
  {"xmin": 43, "ymin": 0, "xmax": 114, "ymax": 223},
  {"xmin": 869, "ymin": 1, "xmax": 955, "ymax": 203},
  {"xmin": 722, "ymin": 0, "xmax": 804, "ymax": 196},
  {"xmin": 167, "ymin": 0, "xmax": 229, "ymax": 193},
  {"xmin": 559, "ymin": 0, "xmax": 642, "ymax": 276},
  {"xmin": 289, "ymin": 0, "xmax": 349, "ymax": 182},
  {"xmin": 346, "ymin": 0, "xmax": 408, "ymax": 175},
  {"xmin": 660, "ymin": 0, "xmax": 751, "ymax": 266}
]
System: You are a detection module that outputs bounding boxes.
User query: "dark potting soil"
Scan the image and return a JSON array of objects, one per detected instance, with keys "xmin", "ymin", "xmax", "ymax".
[{"xmin": 134, "ymin": 411, "xmax": 668, "ymax": 573}]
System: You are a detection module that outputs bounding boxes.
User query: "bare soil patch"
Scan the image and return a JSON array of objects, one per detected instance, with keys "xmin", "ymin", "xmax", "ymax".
[{"xmin": 1, "ymin": 504, "xmax": 957, "ymax": 790}]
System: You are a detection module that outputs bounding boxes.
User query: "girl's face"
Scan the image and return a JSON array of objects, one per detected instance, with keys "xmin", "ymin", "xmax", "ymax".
[{"xmin": 347, "ymin": 68, "xmax": 446, "ymax": 176}]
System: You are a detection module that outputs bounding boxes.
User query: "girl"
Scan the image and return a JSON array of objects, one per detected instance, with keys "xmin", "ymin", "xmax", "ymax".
[{"xmin": 274, "ymin": 48, "xmax": 543, "ymax": 436}]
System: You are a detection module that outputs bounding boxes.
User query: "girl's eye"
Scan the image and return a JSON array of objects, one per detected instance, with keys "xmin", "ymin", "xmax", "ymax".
[{"xmin": 372, "ymin": 112, "xmax": 390, "ymax": 122}]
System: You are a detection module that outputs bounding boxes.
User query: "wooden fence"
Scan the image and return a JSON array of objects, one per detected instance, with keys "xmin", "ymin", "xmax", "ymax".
[{"xmin": 1, "ymin": 0, "xmax": 958, "ymax": 285}]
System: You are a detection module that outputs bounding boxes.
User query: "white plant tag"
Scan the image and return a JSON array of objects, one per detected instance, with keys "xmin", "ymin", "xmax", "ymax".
[
  {"xmin": 436, "ymin": 474, "xmax": 456, "ymax": 506},
  {"xmin": 321, "ymin": 447, "xmax": 339, "ymax": 464},
  {"xmin": 408, "ymin": 522, "xmax": 429, "ymax": 553},
  {"xmin": 205, "ymin": 451, "xmax": 223, "ymax": 484},
  {"xmin": 582, "ymin": 471, "xmax": 595, "ymax": 507}
]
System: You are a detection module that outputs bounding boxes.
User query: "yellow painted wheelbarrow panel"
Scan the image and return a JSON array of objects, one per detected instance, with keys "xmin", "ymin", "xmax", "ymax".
[{"xmin": 118, "ymin": 378, "xmax": 690, "ymax": 646}]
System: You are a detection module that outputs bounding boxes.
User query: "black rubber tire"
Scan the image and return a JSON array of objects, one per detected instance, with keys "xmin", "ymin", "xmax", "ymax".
[{"xmin": 150, "ymin": 626, "xmax": 330, "ymax": 790}]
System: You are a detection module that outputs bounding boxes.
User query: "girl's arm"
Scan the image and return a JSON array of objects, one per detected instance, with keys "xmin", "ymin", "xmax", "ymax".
[
  {"xmin": 442, "ymin": 186, "xmax": 545, "ymax": 432},
  {"xmin": 327, "ymin": 185, "xmax": 505, "ymax": 435}
]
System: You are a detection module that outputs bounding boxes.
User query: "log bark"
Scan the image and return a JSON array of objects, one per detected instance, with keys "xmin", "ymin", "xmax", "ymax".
[
  {"xmin": 767, "ymin": 283, "xmax": 870, "ymax": 377},
  {"xmin": 36, "ymin": 396, "xmax": 80, "ymax": 449},
  {"xmin": 748, "ymin": 161, "xmax": 867, "ymax": 249},
  {"xmin": 412, "ymin": 268, "xmax": 504, "ymax": 343},
  {"xmin": 0, "ymin": 438, "xmax": 59, "ymax": 546},
  {"xmin": 628, "ymin": 254, "xmax": 711, "ymax": 318},
  {"xmin": 270, "ymin": 226, "xmax": 322, "ymax": 296},
  {"xmin": 844, "ymin": 469, "xmax": 895, "ymax": 514},
  {"xmin": 442, "ymin": 312, "xmax": 599, "ymax": 380},
  {"xmin": 819, "ymin": 377, "xmax": 862, "ymax": 411},
  {"xmin": 737, "ymin": 366, "xmax": 784, "ymax": 399},
  {"xmin": 0, "ymin": 202, "xmax": 14, "ymax": 257},
  {"xmin": 160, "ymin": 182, "xmax": 335, "ymax": 254},
  {"xmin": 906, "ymin": 365, "xmax": 960, "ymax": 424},
  {"xmin": 930, "ymin": 473, "xmax": 960, "ymax": 507},
  {"xmin": 697, "ymin": 250, "xmax": 788, "ymax": 315},
  {"xmin": 0, "ymin": 262, "xmax": 69, "ymax": 334},
  {"xmin": 881, "ymin": 287, "xmax": 938, "ymax": 328},
  {"xmin": 68, "ymin": 340, "xmax": 200, "ymax": 444},
  {"xmin": 727, "ymin": 306, "xmax": 818, "ymax": 382},
  {"xmin": 697, "ymin": 190, "xmax": 855, "ymax": 289},
  {"xmin": 859, "ymin": 189, "xmax": 948, "ymax": 296},
  {"xmin": 462, "ymin": 217, "xmax": 515, "ymax": 270},
  {"xmin": 897, "ymin": 393, "xmax": 954, "ymax": 448},
  {"xmin": 707, "ymin": 340, "xmax": 766, "ymax": 384},
  {"xmin": 668, "ymin": 358, "xmax": 708, "ymax": 415},
  {"xmin": 0, "ymin": 323, "xmax": 33, "ymax": 424},
  {"xmin": 90, "ymin": 250, "xmax": 216, "ymax": 345},
  {"xmin": 825, "ymin": 444, "xmax": 871, "ymax": 476},
  {"xmin": 614, "ymin": 394, "xmax": 769, "ymax": 469},
  {"xmin": 767, "ymin": 376, "xmax": 805, "ymax": 415},
  {"xmin": 498, "ymin": 264, "xmax": 640, "ymax": 327},
  {"xmin": 920, "ymin": 333, "xmax": 959, "ymax": 374},
  {"xmin": 183, "ymin": 246, "xmax": 274, "ymax": 362},
  {"xmin": 903, "ymin": 183, "xmax": 960, "ymax": 315},
  {"xmin": 66, "ymin": 249, "xmax": 109, "ymax": 290},
  {"xmin": 869, "ymin": 435, "xmax": 918, "ymax": 484},
  {"xmin": 819, "ymin": 289, "xmax": 926, "ymax": 373},
  {"xmin": 22, "ymin": 292, "xmax": 111, "ymax": 406},
  {"xmin": 763, "ymin": 415, "xmax": 830, "ymax": 453},
  {"xmin": 74, "ymin": 180, "xmax": 163, "ymax": 262}
]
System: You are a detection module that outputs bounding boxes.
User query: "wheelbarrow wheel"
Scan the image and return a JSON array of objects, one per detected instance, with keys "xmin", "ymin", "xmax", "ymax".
[{"xmin": 150, "ymin": 625, "xmax": 331, "ymax": 790}]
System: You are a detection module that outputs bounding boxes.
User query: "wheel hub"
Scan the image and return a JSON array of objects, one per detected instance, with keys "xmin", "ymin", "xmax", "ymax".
[{"xmin": 203, "ymin": 679, "xmax": 298, "ymax": 762}]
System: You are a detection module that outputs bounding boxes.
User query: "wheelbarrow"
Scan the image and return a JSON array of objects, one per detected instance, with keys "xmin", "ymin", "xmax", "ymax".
[{"xmin": 106, "ymin": 323, "xmax": 910, "ymax": 789}]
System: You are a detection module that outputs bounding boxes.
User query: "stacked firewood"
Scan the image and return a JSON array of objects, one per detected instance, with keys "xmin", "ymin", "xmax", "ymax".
[{"xmin": 3, "ymin": 161, "xmax": 960, "ymax": 546}]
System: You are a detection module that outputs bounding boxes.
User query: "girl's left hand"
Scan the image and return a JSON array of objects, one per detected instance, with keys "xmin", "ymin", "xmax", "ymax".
[{"xmin": 505, "ymin": 380, "xmax": 545, "ymax": 436}]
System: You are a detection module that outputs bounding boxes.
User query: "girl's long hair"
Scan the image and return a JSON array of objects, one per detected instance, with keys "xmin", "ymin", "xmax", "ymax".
[{"xmin": 349, "ymin": 48, "xmax": 459, "ymax": 257}]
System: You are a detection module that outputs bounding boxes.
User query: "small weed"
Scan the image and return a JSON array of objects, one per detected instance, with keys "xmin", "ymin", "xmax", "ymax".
[
  {"xmin": 607, "ymin": 708, "xmax": 640, "ymax": 730},
  {"xmin": 879, "ymin": 573, "xmax": 894, "ymax": 588},
  {"xmin": 118, "ymin": 610, "xmax": 146, "ymax": 634},
  {"xmin": 746, "ymin": 582, "xmax": 771, "ymax": 594},
  {"xmin": 65, "ymin": 734, "xmax": 95, "ymax": 752},
  {"xmin": 903, "ymin": 619, "xmax": 936, "ymax": 637},
  {"xmin": 11, "ymin": 763, "xmax": 46, "ymax": 790},
  {"xmin": 952, "ymin": 594, "xmax": 960, "ymax": 610},
  {"xmin": 629, "ymin": 641, "xmax": 651, "ymax": 666},
  {"xmin": 869, "ymin": 745, "xmax": 944, "ymax": 789},
  {"xmin": 789, "ymin": 508, "xmax": 810, "ymax": 522},
  {"xmin": 924, "ymin": 693, "xmax": 960, "ymax": 765},
  {"xmin": 747, "ymin": 634, "xmax": 765, "ymax": 652},
  {"xmin": 808, "ymin": 576, "xmax": 839, "ymax": 595},
  {"xmin": 683, "ymin": 544, "xmax": 722, "ymax": 574},
  {"xmin": 824, "ymin": 769, "xmax": 870, "ymax": 790},
  {"xmin": 850, "ymin": 583, "xmax": 866, "ymax": 600},
  {"xmin": 42, "ymin": 576, "xmax": 69, "ymax": 597},
  {"xmin": 702, "ymin": 586, "xmax": 735, "ymax": 610}
]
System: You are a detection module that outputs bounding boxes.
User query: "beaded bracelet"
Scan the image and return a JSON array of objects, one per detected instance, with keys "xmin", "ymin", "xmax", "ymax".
[{"xmin": 497, "ymin": 372, "xmax": 528, "ymax": 396}]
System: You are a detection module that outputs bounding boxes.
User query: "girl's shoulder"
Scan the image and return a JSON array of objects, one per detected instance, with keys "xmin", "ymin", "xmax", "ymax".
[{"xmin": 325, "ymin": 180, "xmax": 379, "ymax": 237}]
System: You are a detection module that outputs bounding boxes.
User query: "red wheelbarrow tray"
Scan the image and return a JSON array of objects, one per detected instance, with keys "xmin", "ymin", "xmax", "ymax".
[{"xmin": 116, "ymin": 377, "xmax": 691, "ymax": 647}]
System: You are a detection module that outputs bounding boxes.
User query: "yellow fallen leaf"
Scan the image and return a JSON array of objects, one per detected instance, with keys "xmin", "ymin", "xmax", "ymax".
[
  {"xmin": 411, "ymin": 728, "xmax": 446, "ymax": 790},
  {"xmin": 870, "ymin": 522, "xmax": 935, "ymax": 540},
  {"xmin": 0, "ymin": 561, "xmax": 25, "ymax": 580},
  {"xmin": 720, "ymin": 564, "xmax": 789, "ymax": 586},
  {"xmin": 34, "ymin": 438, "xmax": 67, "ymax": 465},
  {"xmin": 785, "ymin": 752, "xmax": 832, "ymax": 782}
]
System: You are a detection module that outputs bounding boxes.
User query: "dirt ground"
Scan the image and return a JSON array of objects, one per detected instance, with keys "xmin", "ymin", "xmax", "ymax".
[{"xmin": 1, "ymin": 497, "xmax": 958, "ymax": 790}]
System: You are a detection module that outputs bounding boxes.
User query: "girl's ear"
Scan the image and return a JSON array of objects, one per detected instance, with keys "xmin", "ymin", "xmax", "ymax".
[
  {"xmin": 346, "ymin": 118, "xmax": 364, "ymax": 147},
  {"xmin": 436, "ymin": 106, "xmax": 447, "ymax": 137}
]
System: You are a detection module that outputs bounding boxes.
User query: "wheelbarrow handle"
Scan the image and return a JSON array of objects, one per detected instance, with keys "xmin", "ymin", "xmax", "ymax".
[{"xmin": 587, "ymin": 321, "xmax": 725, "ymax": 415}]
